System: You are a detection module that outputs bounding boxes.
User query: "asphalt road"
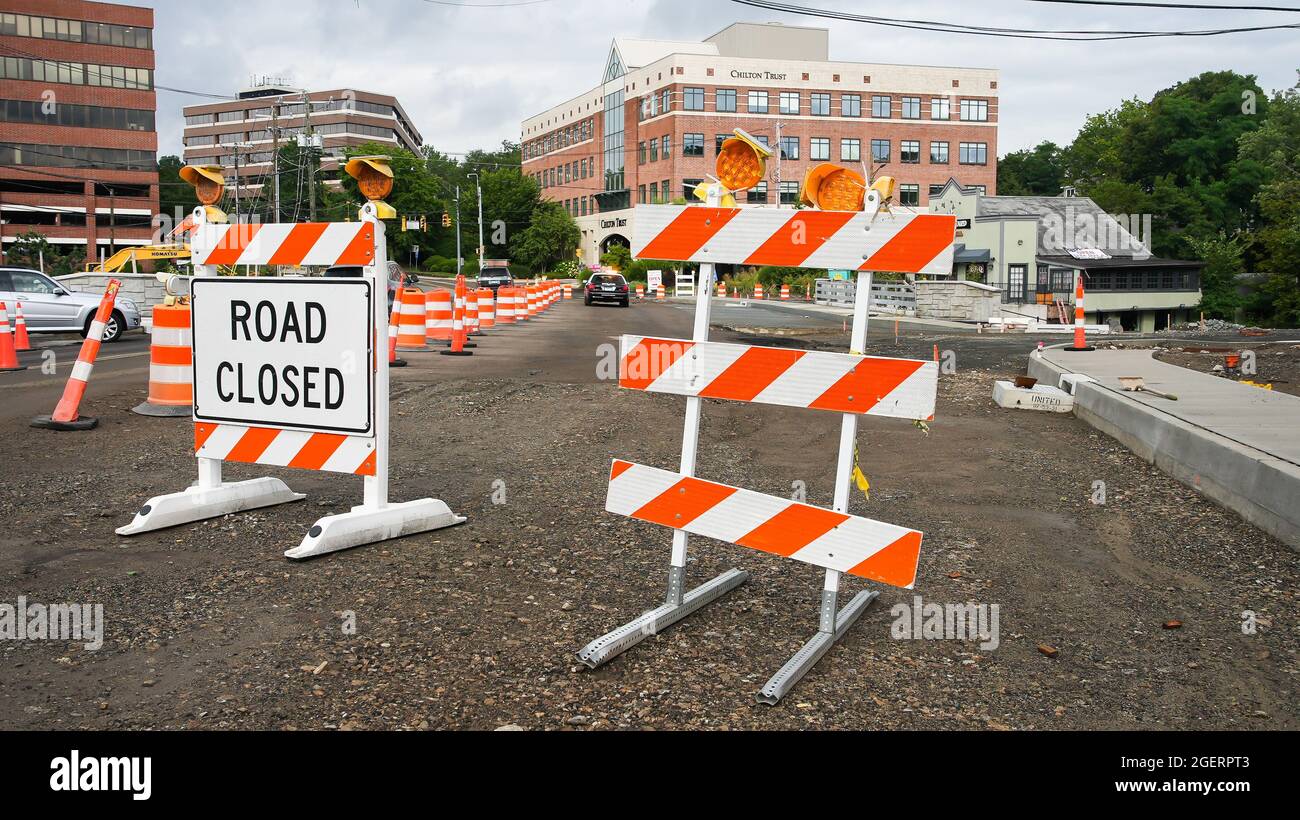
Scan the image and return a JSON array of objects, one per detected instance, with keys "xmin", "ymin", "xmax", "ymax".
[{"xmin": 1, "ymin": 330, "xmax": 151, "ymax": 420}]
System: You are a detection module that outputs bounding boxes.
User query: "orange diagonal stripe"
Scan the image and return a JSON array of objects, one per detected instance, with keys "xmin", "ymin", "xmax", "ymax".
[
  {"xmin": 847, "ymin": 530, "xmax": 922, "ymax": 588},
  {"xmin": 637, "ymin": 207, "xmax": 740, "ymax": 261},
  {"xmin": 287, "ymin": 433, "xmax": 346, "ymax": 470},
  {"xmin": 742, "ymin": 211, "xmax": 855, "ymax": 267},
  {"xmin": 354, "ymin": 450, "xmax": 377, "ymax": 476},
  {"xmin": 619, "ymin": 338, "xmax": 694, "ymax": 390},
  {"xmin": 204, "ymin": 224, "xmax": 262, "ymax": 266},
  {"xmin": 860, "ymin": 215, "xmax": 954, "ymax": 274},
  {"xmin": 698, "ymin": 346, "xmax": 803, "ymax": 402},
  {"xmin": 808, "ymin": 357, "xmax": 925, "ymax": 414},
  {"xmin": 735, "ymin": 503, "xmax": 849, "ymax": 558},
  {"xmin": 225, "ymin": 426, "xmax": 281, "ymax": 463},
  {"xmin": 193, "ymin": 422, "xmax": 217, "ymax": 452},
  {"xmin": 610, "ymin": 459, "xmax": 634, "ymax": 481},
  {"xmin": 335, "ymin": 225, "xmax": 376, "ymax": 265},
  {"xmin": 268, "ymin": 223, "xmax": 329, "ymax": 266},
  {"xmin": 631, "ymin": 476, "xmax": 737, "ymax": 529}
]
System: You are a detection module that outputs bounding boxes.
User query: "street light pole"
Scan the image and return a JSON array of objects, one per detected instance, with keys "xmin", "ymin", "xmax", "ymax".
[
  {"xmin": 454, "ymin": 184, "xmax": 462, "ymax": 276},
  {"xmin": 468, "ymin": 171, "xmax": 484, "ymax": 265}
]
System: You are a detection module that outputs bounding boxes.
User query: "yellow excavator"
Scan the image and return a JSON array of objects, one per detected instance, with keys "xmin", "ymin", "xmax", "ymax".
[{"xmin": 87, "ymin": 243, "xmax": 191, "ymax": 274}]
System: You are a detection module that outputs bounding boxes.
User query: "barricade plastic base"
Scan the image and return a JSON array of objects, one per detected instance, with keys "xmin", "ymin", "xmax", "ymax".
[
  {"xmin": 756, "ymin": 589, "xmax": 878, "ymax": 705},
  {"xmin": 391, "ymin": 358, "xmax": 407, "ymax": 368},
  {"xmin": 2, "ymin": 365, "xmax": 28, "ymax": 372},
  {"xmin": 284, "ymin": 498, "xmax": 465, "ymax": 560},
  {"xmin": 131, "ymin": 401, "xmax": 191, "ymax": 417},
  {"xmin": 577, "ymin": 568, "xmax": 749, "ymax": 668},
  {"xmin": 115, "ymin": 477, "xmax": 304, "ymax": 535},
  {"xmin": 31, "ymin": 414, "xmax": 97, "ymax": 430}
]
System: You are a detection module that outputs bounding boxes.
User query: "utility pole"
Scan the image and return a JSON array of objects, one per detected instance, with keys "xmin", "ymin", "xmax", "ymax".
[
  {"xmin": 271, "ymin": 98, "xmax": 281, "ymax": 222},
  {"xmin": 108, "ymin": 185, "xmax": 116, "ymax": 257},
  {"xmin": 302, "ymin": 91, "xmax": 317, "ymax": 223},
  {"xmin": 774, "ymin": 120, "xmax": 782, "ymax": 205},
  {"xmin": 454, "ymin": 184, "xmax": 462, "ymax": 275},
  {"xmin": 468, "ymin": 171, "xmax": 484, "ymax": 264}
]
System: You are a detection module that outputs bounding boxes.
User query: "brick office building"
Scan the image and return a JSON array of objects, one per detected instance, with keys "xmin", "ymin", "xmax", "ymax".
[
  {"xmin": 521, "ymin": 22, "xmax": 998, "ymax": 265},
  {"xmin": 0, "ymin": 0, "xmax": 158, "ymax": 267}
]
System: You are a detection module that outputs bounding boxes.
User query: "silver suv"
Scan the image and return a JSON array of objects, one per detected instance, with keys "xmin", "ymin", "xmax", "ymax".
[{"xmin": 0, "ymin": 267, "xmax": 141, "ymax": 343}]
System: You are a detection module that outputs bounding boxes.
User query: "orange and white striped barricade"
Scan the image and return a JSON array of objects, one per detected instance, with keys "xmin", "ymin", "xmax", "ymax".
[
  {"xmin": 563, "ymin": 283, "xmax": 573, "ymax": 300},
  {"xmin": 578, "ymin": 197, "xmax": 955, "ymax": 703},
  {"xmin": 0, "ymin": 301, "xmax": 27, "ymax": 372},
  {"xmin": 395, "ymin": 286, "xmax": 428, "ymax": 351},
  {"xmin": 30, "ymin": 280, "xmax": 122, "ymax": 429},
  {"xmin": 133, "ymin": 302, "xmax": 194, "ymax": 415},
  {"xmin": 117, "ymin": 204, "xmax": 464, "ymax": 558},
  {"xmin": 425, "ymin": 289, "xmax": 453, "ymax": 344},
  {"xmin": 465, "ymin": 287, "xmax": 480, "ymax": 335},
  {"xmin": 495, "ymin": 286, "xmax": 516, "ymax": 324},
  {"xmin": 477, "ymin": 287, "xmax": 495, "ymax": 329},
  {"xmin": 440, "ymin": 274, "xmax": 473, "ymax": 356},
  {"xmin": 1065, "ymin": 272, "xmax": 1095, "ymax": 352},
  {"xmin": 527, "ymin": 285, "xmax": 539, "ymax": 317},
  {"xmin": 11, "ymin": 301, "xmax": 32, "ymax": 351},
  {"xmin": 388, "ymin": 289, "xmax": 407, "ymax": 368},
  {"xmin": 780, "ymin": 283, "xmax": 791, "ymax": 300}
]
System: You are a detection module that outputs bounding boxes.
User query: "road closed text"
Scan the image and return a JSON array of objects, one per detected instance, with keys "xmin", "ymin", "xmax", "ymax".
[{"xmin": 192, "ymin": 279, "xmax": 373, "ymax": 434}]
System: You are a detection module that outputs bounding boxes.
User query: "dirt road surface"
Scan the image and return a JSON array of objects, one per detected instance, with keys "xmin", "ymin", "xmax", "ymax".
[{"xmin": 1, "ymin": 297, "xmax": 1295, "ymax": 730}]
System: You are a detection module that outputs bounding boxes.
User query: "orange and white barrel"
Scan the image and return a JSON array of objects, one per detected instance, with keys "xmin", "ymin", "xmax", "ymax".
[
  {"xmin": 133, "ymin": 302, "xmax": 193, "ymax": 416},
  {"xmin": 656, "ymin": 285, "xmax": 665, "ymax": 301},
  {"xmin": 717, "ymin": 282, "xmax": 726, "ymax": 298},
  {"xmin": 395, "ymin": 287, "xmax": 428, "ymax": 350},
  {"xmin": 754, "ymin": 283, "xmax": 764, "ymax": 300},
  {"xmin": 465, "ymin": 288, "xmax": 480, "ymax": 334},
  {"xmin": 780, "ymin": 284, "xmax": 790, "ymax": 300},
  {"xmin": 635, "ymin": 284, "xmax": 644, "ymax": 300},
  {"xmin": 425, "ymin": 289, "xmax": 453, "ymax": 342},
  {"xmin": 477, "ymin": 287, "xmax": 495, "ymax": 329},
  {"xmin": 496, "ymin": 287, "xmax": 516, "ymax": 324},
  {"xmin": 563, "ymin": 284, "xmax": 572, "ymax": 300},
  {"xmin": 526, "ymin": 285, "xmax": 538, "ymax": 317}
]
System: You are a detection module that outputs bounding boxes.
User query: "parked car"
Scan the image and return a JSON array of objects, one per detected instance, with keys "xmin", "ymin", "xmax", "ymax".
[
  {"xmin": 323, "ymin": 260, "xmax": 405, "ymax": 312},
  {"xmin": 0, "ymin": 266, "xmax": 141, "ymax": 343},
  {"xmin": 584, "ymin": 272, "xmax": 630, "ymax": 307},
  {"xmin": 476, "ymin": 259, "xmax": 513, "ymax": 294}
]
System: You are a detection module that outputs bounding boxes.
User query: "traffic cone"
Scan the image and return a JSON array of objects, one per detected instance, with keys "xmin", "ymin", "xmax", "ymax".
[
  {"xmin": 440, "ymin": 275, "xmax": 473, "ymax": 356},
  {"xmin": 12, "ymin": 302, "xmax": 32, "ymax": 351},
  {"xmin": 388, "ymin": 292, "xmax": 407, "ymax": 367},
  {"xmin": 0, "ymin": 302, "xmax": 28, "ymax": 372},
  {"xmin": 31, "ymin": 279, "xmax": 121, "ymax": 429}
]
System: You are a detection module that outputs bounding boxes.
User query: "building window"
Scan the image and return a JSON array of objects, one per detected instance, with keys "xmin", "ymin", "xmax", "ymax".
[
  {"xmin": 779, "ymin": 135, "xmax": 799, "ymax": 160},
  {"xmin": 683, "ymin": 133, "xmax": 704, "ymax": 156},
  {"xmin": 900, "ymin": 140, "xmax": 920, "ymax": 164},
  {"xmin": 870, "ymin": 139, "xmax": 890, "ymax": 163},
  {"xmin": 747, "ymin": 181, "xmax": 768, "ymax": 204},
  {"xmin": 810, "ymin": 92, "xmax": 831, "ymax": 116},
  {"xmin": 683, "ymin": 87, "xmax": 705, "ymax": 110},
  {"xmin": 1008, "ymin": 265, "xmax": 1027, "ymax": 302},
  {"xmin": 871, "ymin": 95, "xmax": 891, "ymax": 118},
  {"xmin": 779, "ymin": 91, "xmax": 800, "ymax": 115},
  {"xmin": 638, "ymin": 185, "xmax": 646, "ymax": 204},
  {"xmin": 649, "ymin": 182, "xmax": 658, "ymax": 203},
  {"xmin": 660, "ymin": 89, "xmax": 671, "ymax": 112},
  {"xmin": 899, "ymin": 184, "xmax": 920, "ymax": 206},
  {"xmin": 928, "ymin": 183, "xmax": 945, "ymax": 197},
  {"xmin": 959, "ymin": 142, "xmax": 988, "ymax": 164},
  {"xmin": 930, "ymin": 141, "xmax": 949, "ymax": 163},
  {"xmin": 648, "ymin": 138, "xmax": 658, "ymax": 162},
  {"xmin": 748, "ymin": 90, "xmax": 768, "ymax": 113},
  {"xmin": 841, "ymin": 93, "xmax": 861, "ymax": 117},
  {"xmin": 4, "ymin": 99, "xmax": 155, "ymax": 132},
  {"xmin": 810, "ymin": 136, "xmax": 830, "ymax": 161},
  {"xmin": 661, "ymin": 134, "xmax": 670, "ymax": 157},
  {"xmin": 716, "ymin": 88, "xmax": 736, "ymax": 112},
  {"xmin": 715, "ymin": 133, "xmax": 729, "ymax": 154},
  {"xmin": 841, "ymin": 138, "xmax": 861, "ymax": 162},
  {"xmin": 682, "ymin": 178, "xmax": 703, "ymax": 200},
  {"xmin": 901, "ymin": 97, "xmax": 922, "ymax": 119},
  {"xmin": 960, "ymin": 99, "xmax": 988, "ymax": 121},
  {"xmin": 779, "ymin": 181, "xmax": 799, "ymax": 204},
  {"xmin": 931, "ymin": 97, "xmax": 950, "ymax": 120}
]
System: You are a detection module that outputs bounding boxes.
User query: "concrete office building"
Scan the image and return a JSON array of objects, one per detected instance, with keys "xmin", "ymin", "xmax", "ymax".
[
  {"xmin": 0, "ymin": 0, "xmax": 158, "ymax": 264},
  {"xmin": 520, "ymin": 22, "xmax": 998, "ymax": 265},
  {"xmin": 181, "ymin": 83, "xmax": 423, "ymax": 216}
]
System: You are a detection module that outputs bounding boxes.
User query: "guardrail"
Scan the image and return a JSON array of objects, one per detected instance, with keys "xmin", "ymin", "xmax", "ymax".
[{"xmin": 814, "ymin": 278, "xmax": 916, "ymax": 314}]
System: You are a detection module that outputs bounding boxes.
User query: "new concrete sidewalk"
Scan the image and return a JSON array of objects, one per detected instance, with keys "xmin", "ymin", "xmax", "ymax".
[{"xmin": 1029, "ymin": 346, "xmax": 1300, "ymax": 549}]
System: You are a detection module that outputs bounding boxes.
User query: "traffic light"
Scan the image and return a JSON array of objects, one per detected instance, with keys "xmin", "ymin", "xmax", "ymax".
[
  {"xmin": 420, "ymin": 215, "xmax": 428, "ymax": 232},
  {"xmin": 400, "ymin": 215, "xmax": 408, "ymax": 232},
  {"xmin": 441, "ymin": 212, "xmax": 451, "ymax": 228},
  {"xmin": 343, "ymin": 154, "xmax": 396, "ymax": 218}
]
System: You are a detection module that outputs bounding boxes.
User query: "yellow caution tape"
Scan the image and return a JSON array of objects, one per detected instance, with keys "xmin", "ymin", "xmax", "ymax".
[
  {"xmin": 851, "ymin": 444, "xmax": 870, "ymax": 501},
  {"xmin": 1241, "ymin": 380, "xmax": 1273, "ymax": 390}
]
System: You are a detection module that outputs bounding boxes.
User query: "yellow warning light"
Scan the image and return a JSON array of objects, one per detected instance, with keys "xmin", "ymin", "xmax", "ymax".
[
  {"xmin": 799, "ymin": 163, "xmax": 867, "ymax": 211},
  {"xmin": 870, "ymin": 175, "xmax": 898, "ymax": 205},
  {"xmin": 714, "ymin": 128, "xmax": 771, "ymax": 192},
  {"xmin": 180, "ymin": 164, "xmax": 226, "ymax": 207},
  {"xmin": 344, "ymin": 155, "xmax": 395, "ymax": 202},
  {"xmin": 691, "ymin": 180, "xmax": 736, "ymax": 207}
]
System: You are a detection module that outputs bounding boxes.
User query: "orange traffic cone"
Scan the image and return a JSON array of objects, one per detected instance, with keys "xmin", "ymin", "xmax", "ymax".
[
  {"xmin": 388, "ymin": 292, "xmax": 407, "ymax": 367},
  {"xmin": 31, "ymin": 279, "xmax": 121, "ymax": 429},
  {"xmin": 12, "ymin": 302, "xmax": 32, "ymax": 351},
  {"xmin": 440, "ymin": 275, "xmax": 473, "ymax": 356},
  {"xmin": 1, "ymin": 301, "xmax": 28, "ymax": 372}
]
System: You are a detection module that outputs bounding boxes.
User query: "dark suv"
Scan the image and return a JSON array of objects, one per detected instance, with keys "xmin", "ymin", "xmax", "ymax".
[
  {"xmin": 585, "ymin": 272, "xmax": 630, "ymax": 307},
  {"xmin": 477, "ymin": 264, "xmax": 513, "ymax": 294}
]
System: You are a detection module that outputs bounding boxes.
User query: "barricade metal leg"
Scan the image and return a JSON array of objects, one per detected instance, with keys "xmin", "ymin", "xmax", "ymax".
[{"xmin": 116, "ymin": 457, "xmax": 304, "ymax": 535}]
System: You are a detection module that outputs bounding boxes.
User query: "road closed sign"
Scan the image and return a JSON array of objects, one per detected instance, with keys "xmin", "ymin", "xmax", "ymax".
[{"xmin": 191, "ymin": 278, "xmax": 373, "ymax": 435}]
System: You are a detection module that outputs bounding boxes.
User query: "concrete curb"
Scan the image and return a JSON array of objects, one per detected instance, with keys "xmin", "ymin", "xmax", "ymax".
[{"xmin": 1029, "ymin": 351, "xmax": 1300, "ymax": 550}]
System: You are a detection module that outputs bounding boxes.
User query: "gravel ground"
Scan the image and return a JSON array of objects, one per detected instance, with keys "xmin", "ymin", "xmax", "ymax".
[
  {"xmin": 1, "ymin": 302, "xmax": 1296, "ymax": 730},
  {"xmin": 1149, "ymin": 341, "xmax": 1300, "ymax": 398}
]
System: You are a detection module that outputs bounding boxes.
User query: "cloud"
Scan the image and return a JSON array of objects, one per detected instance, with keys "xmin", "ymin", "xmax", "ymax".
[{"xmin": 143, "ymin": 0, "xmax": 1299, "ymax": 159}]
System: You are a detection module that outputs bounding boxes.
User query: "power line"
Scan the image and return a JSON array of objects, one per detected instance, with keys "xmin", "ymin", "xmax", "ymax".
[{"xmin": 728, "ymin": 0, "xmax": 1300, "ymax": 40}]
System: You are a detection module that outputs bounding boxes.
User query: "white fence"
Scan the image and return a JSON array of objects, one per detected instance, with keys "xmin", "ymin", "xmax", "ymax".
[{"xmin": 814, "ymin": 278, "xmax": 916, "ymax": 314}]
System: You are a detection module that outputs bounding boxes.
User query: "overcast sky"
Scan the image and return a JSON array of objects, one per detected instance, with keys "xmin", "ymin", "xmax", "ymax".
[{"xmin": 144, "ymin": 0, "xmax": 1298, "ymax": 159}]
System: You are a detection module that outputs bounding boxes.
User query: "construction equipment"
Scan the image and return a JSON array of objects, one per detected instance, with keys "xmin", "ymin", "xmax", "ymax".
[
  {"xmin": 1118, "ymin": 376, "xmax": 1178, "ymax": 400},
  {"xmin": 87, "ymin": 244, "xmax": 191, "ymax": 274}
]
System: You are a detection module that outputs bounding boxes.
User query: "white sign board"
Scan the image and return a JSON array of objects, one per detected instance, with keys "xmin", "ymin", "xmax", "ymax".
[
  {"xmin": 647, "ymin": 269, "xmax": 662, "ymax": 293},
  {"xmin": 191, "ymin": 277, "xmax": 374, "ymax": 436},
  {"xmin": 1067, "ymin": 247, "xmax": 1110, "ymax": 260}
]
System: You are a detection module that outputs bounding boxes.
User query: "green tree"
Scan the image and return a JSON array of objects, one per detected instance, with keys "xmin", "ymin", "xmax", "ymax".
[
  {"xmin": 512, "ymin": 201, "xmax": 579, "ymax": 273},
  {"xmin": 157, "ymin": 155, "xmax": 198, "ymax": 226},
  {"xmin": 998, "ymin": 141, "xmax": 1065, "ymax": 196},
  {"xmin": 1185, "ymin": 233, "xmax": 1244, "ymax": 319}
]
